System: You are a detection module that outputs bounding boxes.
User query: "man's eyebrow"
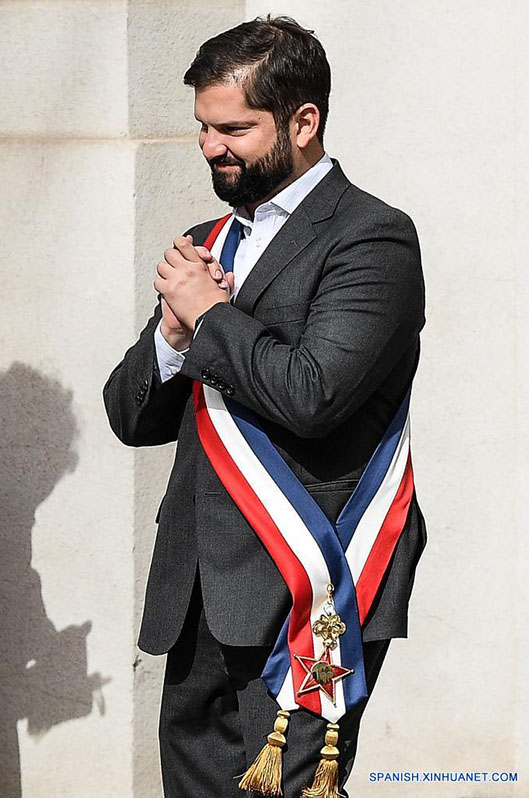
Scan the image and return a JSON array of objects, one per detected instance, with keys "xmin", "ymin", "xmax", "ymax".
[{"xmin": 194, "ymin": 116, "xmax": 254, "ymax": 126}]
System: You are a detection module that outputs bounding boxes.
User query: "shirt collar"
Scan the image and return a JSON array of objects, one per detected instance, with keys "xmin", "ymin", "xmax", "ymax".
[{"xmin": 232, "ymin": 152, "xmax": 333, "ymax": 224}]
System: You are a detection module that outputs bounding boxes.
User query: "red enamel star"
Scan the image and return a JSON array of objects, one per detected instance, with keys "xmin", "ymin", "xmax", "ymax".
[{"xmin": 294, "ymin": 647, "xmax": 354, "ymax": 705}]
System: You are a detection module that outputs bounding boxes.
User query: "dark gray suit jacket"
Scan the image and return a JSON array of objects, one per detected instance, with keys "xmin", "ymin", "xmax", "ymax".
[{"xmin": 103, "ymin": 160, "xmax": 427, "ymax": 655}]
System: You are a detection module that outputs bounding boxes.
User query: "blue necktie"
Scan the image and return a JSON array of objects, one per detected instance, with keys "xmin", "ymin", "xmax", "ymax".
[{"xmin": 219, "ymin": 218, "xmax": 244, "ymax": 273}]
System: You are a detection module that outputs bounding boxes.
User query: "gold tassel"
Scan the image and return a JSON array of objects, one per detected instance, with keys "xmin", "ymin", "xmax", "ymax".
[
  {"xmin": 238, "ymin": 710, "xmax": 290, "ymax": 796},
  {"xmin": 301, "ymin": 723, "xmax": 341, "ymax": 798}
]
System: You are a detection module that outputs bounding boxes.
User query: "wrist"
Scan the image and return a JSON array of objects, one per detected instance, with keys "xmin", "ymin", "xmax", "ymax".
[
  {"xmin": 192, "ymin": 298, "xmax": 228, "ymax": 329},
  {"xmin": 160, "ymin": 320, "xmax": 192, "ymax": 352}
]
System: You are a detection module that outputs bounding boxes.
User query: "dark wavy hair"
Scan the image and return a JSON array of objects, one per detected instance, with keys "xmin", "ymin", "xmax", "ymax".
[{"xmin": 183, "ymin": 16, "xmax": 331, "ymax": 144}]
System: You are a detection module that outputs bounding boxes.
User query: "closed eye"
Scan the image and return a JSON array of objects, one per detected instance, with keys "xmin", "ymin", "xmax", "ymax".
[
  {"xmin": 224, "ymin": 126, "xmax": 250, "ymax": 133},
  {"xmin": 198, "ymin": 122, "xmax": 251, "ymax": 135}
]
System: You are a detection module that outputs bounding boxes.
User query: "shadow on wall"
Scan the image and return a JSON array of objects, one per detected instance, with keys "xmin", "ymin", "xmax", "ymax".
[{"xmin": 0, "ymin": 363, "xmax": 110, "ymax": 797}]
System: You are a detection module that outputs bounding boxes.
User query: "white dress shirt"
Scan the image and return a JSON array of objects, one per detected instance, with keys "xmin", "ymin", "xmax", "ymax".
[{"xmin": 154, "ymin": 152, "xmax": 333, "ymax": 382}]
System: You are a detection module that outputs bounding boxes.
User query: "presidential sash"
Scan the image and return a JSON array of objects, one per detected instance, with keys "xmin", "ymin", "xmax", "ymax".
[{"xmin": 193, "ymin": 215, "xmax": 415, "ymax": 797}]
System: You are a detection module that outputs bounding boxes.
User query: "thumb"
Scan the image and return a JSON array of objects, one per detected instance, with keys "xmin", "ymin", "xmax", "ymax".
[{"xmin": 206, "ymin": 257, "xmax": 226, "ymax": 283}]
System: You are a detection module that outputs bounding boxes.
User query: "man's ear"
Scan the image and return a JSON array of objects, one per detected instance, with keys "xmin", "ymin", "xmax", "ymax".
[{"xmin": 294, "ymin": 103, "xmax": 321, "ymax": 149}]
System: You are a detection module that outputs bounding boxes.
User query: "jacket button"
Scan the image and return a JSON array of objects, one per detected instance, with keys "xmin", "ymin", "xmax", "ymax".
[
  {"xmin": 201, "ymin": 368, "xmax": 210, "ymax": 380},
  {"xmin": 142, "ymin": 378, "xmax": 149, "ymax": 388},
  {"xmin": 226, "ymin": 385, "xmax": 235, "ymax": 397},
  {"xmin": 210, "ymin": 375, "xmax": 218, "ymax": 386},
  {"xmin": 217, "ymin": 380, "xmax": 226, "ymax": 391}
]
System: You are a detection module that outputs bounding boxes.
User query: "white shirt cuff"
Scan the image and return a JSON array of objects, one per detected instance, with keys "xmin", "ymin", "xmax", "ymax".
[{"xmin": 154, "ymin": 319, "xmax": 188, "ymax": 382}]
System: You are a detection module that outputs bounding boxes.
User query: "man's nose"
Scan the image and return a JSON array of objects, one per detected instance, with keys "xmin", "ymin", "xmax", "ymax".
[{"xmin": 201, "ymin": 130, "xmax": 228, "ymax": 160}]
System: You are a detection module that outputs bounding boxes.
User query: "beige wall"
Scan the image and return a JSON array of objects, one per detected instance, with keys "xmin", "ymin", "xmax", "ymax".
[
  {"xmin": 0, "ymin": 2, "xmax": 239, "ymax": 797},
  {"xmin": 1, "ymin": 1, "xmax": 527, "ymax": 796}
]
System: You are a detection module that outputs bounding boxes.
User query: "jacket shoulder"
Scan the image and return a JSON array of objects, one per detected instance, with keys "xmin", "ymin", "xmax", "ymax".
[{"xmin": 336, "ymin": 181, "xmax": 419, "ymax": 242}]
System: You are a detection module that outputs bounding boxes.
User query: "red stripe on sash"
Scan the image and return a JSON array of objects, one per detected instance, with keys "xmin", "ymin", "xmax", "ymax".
[
  {"xmin": 356, "ymin": 452, "xmax": 415, "ymax": 624},
  {"xmin": 204, "ymin": 214, "xmax": 232, "ymax": 250},
  {"xmin": 193, "ymin": 382, "xmax": 320, "ymax": 713}
]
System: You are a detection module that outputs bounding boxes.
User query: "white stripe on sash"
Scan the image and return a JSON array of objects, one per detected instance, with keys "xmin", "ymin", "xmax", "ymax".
[{"xmin": 348, "ymin": 416, "xmax": 411, "ymax": 582}]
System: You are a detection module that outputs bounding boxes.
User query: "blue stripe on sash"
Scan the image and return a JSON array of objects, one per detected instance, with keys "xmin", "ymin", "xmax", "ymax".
[
  {"xmin": 262, "ymin": 619, "xmax": 291, "ymax": 696},
  {"xmin": 219, "ymin": 217, "xmax": 243, "ymax": 273},
  {"xmin": 335, "ymin": 388, "xmax": 411, "ymax": 549}
]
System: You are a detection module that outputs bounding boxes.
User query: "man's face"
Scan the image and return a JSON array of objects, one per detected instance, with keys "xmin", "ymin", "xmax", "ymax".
[{"xmin": 194, "ymin": 83, "xmax": 294, "ymax": 207}]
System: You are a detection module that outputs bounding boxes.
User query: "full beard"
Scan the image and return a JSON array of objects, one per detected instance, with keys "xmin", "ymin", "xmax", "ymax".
[{"xmin": 209, "ymin": 124, "xmax": 294, "ymax": 207}]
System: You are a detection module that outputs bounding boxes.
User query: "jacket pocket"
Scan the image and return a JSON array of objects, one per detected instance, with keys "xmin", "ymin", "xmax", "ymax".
[
  {"xmin": 304, "ymin": 478, "xmax": 360, "ymax": 494},
  {"xmin": 303, "ymin": 478, "xmax": 360, "ymax": 522},
  {"xmin": 255, "ymin": 301, "xmax": 311, "ymax": 325}
]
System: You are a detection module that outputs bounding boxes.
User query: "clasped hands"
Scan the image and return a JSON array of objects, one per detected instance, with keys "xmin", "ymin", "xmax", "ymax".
[{"xmin": 154, "ymin": 235, "xmax": 234, "ymax": 352}]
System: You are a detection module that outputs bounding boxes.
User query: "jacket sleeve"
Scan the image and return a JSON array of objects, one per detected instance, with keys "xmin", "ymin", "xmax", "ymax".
[
  {"xmin": 179, "ymin": 207, "xmax": 425, "ymax": 439},
  {"xmin": 102, "ymin": 301, "xmax": 193, "ymax": 447}
]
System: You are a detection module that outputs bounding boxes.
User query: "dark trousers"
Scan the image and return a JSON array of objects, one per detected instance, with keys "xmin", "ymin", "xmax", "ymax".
[{"xmin": 159, "ymin": 573, "xmax": 390, "ymax": 798}]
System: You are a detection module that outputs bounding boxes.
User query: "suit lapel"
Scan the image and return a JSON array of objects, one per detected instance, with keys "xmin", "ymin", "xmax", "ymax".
[
  {"xmin": 233, "ymin": 210, "xmax": 315, "ymax": 314},
  {"xmin": 233, "ymin": 160, "xmax": 350, "ymax": 314}
]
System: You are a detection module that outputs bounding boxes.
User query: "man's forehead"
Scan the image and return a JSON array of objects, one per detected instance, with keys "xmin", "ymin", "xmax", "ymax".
[{"xmin": 194, "ymin": 84, "xmax": 267, "ymax": 123}]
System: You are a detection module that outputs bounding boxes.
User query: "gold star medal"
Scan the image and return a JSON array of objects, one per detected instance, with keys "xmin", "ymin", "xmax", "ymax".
[
  {"xmin": 294, "ymin": 583, "xmax": 354, "ymax": 705},
  {"xmin": 295, "ymin": 647, "xmax": 353, "ymax": 704}
]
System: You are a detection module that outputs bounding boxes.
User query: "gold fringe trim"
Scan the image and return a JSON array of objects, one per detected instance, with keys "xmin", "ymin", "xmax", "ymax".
[
  {"xmin": 238, "ymin": 710, "xmax": 290, "ymax": 797},
  {"xmin": 301, "ymin": 723, "xmax": 341, "ymax": 798}
]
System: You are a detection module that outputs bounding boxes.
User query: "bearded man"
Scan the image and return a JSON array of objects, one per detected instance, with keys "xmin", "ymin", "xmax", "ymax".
[{"xmin": 103, "ymin": 15, "xmax": 427, "ymax": 798}]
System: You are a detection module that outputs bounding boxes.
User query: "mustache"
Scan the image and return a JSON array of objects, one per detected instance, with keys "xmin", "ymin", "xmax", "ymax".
[{"xmin": 208, "ymin": 155, "xmax": 245, "ymax": 169}]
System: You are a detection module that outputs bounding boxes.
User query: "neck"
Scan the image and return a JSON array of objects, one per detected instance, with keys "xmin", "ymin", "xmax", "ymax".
[{"xmin": 245, "ymin": 143, "xmax": 325, "ymax": 219}]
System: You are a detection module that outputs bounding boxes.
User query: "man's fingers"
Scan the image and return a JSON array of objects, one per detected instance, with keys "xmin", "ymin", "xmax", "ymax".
[
  {"xmin": 195, "ymin": 245, "xmax": 213, "ymax": 262},
  {"xmin": 206, "ymin": 259, "xmax": 224, "ymax": 281},
  {"xmin": 157, "ymin": 260, "xmax": 171, "ymax": 278},
  {"xmin": 166, "ymin": 236, "xmax": 212, "ymax": 270},
  {"xmin": 225, "ymin": 272, "xmax": 235, "ymax": 295},
  {"xmin": 220, "ymin": 271, "xmax": 235, "ymax": 298},
  {"xmin": 159, "ymin": 245, "xmax": 233, "ymax": 300},
  {"xmin": 172, "ymin": 235, "xmax": 204, "ymax": 264},
  {"xmin": 205, "ymin": 259, "xmax": 234, "ymax": 297},
  {"xmin": 206, "ymin": 259, "xmax": 233, "ymax": 292},
  {"xmin": 153, "ymin": 276, "xmax": 166, "ymax": 294},
  {"xmin": 164, "ymin": 246, "xmax": 205, "ymax": 269}
]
